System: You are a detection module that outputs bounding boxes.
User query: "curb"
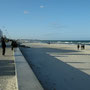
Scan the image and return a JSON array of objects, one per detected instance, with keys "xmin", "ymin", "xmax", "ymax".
[{"xmin": 13, "ymin": 49, "xmax": 19, "ymax": 90}]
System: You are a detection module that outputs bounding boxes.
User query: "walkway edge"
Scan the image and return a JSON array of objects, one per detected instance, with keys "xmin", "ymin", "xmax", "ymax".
[
  {"xmin": 14, "ymin": 48, "xmax": 44, "ymax": 90},
  {"xmin": 13, "ymin": 50, "xmax": 19, "ymax": 90}
]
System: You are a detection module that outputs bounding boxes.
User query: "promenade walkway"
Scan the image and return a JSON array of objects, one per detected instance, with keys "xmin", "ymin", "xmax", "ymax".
[
  {"xmin": 0, "ymin": 47, "xmax": 18, "ymax": 90},
  {"xmin": 0, "ymin": 46, "xmax": 43, "ymax": 90},
  {"xmin": 15, "ymin": 48, "xmax": 43, "ymax": 90}
]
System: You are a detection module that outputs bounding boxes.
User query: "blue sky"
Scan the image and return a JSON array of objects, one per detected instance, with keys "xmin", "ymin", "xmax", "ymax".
[{"xmin": 0, "ymin": 0, "xmax": 90, "ymax": 40}]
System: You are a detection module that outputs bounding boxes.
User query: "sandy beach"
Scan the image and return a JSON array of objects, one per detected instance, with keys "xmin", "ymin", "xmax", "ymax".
[{"xmin": 20, "ymin": 43, "xmax": 90, "ymax": 90}]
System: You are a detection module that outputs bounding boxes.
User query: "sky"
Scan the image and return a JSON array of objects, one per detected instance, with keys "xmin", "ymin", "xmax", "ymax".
[{"xmin": 0, "ymin": 0, "xmax": 90, "ymax": 40}]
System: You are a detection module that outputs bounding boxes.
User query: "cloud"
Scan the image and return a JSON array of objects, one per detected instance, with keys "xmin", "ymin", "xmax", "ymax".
[
  {"xmin": 40, "ymin": 5, "xmax": 45, "ymax": 8},
  {"xmin": 50, "ymin": 22, "xmax": 67, "ymax": 29},
  {"xmin": 24, "ymin": 10, "xmax": 29, "ymax": 14},
  {"xmin": 2, "ymin": 26, "xmax": 6, "ymax": 29}
]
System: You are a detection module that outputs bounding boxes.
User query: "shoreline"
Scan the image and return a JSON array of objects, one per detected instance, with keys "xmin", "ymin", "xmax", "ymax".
[{"xmin": 21, "ymin": 42, "xmax": 90, "ymax": 52}]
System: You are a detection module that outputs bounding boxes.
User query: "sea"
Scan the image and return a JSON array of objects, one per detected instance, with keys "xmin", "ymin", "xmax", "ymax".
[{"xmin": 19, "ymin": 39, "xmax": 90, "ymax": 45}]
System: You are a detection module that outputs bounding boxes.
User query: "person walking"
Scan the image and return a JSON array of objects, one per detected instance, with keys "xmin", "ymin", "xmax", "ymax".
[
  {"xmin": 77, "ymin": 44, "xmax": 80, "ymax": 50},
  {"xmin": 1, "ymin": 37, "xmax": 6, "ymax": 55},
  {"xmin": 81, "ymin": 44, "xmax": 85, "ymax": 50},
  {"xmin": 11, "ymin": 40, "xmax": 14, "ymax": 50}
]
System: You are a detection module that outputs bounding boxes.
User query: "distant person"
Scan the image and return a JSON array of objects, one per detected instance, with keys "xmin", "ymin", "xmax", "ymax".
[
  {"xmin": 48, "ymin": 41, "xmax": 50, "ymax": 44},
  {"xmin": 82, "ymin": 44, "xmax": 85, "ymax": 50},
  {"xmin": 84, "ymin": 45, "xmax": 85, "ymax": 50},
  {"xmin": 11, "ymin": 40, "xmax": 14, "ymax": 50},
  {"xmin": 1, "ymin": 37, "xmax": 6, "ymax": 55},
  {"xmin": 81, "ymin": 44, "xmax": 85, "ymax": 50},
  {"xmin": 77, "ymin": 44, "xmax": 80, "ymax": 50},
  {"xmin": 11, "ymin": 40, "xmax": 18, "ymax": 50}
]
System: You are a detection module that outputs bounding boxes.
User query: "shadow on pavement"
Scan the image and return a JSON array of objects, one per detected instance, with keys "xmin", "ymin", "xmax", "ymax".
[
  {"xmin": 0, "ymin": 60, "xmax": 15, "ymax": 76},
  {"xmin": 20, "ymin": 47, "xmax": 90, "ymax": 90}
]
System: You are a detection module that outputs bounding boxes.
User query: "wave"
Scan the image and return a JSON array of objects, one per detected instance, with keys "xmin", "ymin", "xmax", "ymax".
[{"xmin": 18, "ymin": 39, "xmax": 90, "ymax": 45}]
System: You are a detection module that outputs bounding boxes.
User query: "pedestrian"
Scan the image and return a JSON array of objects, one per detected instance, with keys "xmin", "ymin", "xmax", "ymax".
[
  {"xmin": 82, "ymin": 44, "xmax": 85, "ymax": 50},
  {"xmin": 77, "ymin": 44, "xmax": 80, "ymax": 50},
  {"xmin": 81, "ymin": 44, "xmax": 85, "ymax": 50},
  {"xmin": 1, "ymin": 37, "xmax": 6, "ymax": 55},
  {"xmin": 11, "ymin": 40, "xmax": 14, "ymax": 50},
  {"xmin": 83, "ymin": 44, "xmax": 85, "ymax": 50},
  {"xmin": 11, "ymin": 40, "xmax": 18, "ymax": 50}
]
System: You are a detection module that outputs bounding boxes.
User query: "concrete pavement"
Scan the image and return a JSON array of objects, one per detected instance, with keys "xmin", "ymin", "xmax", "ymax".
[
  {"xmin": 15, "ymin": 48, "xmax": 43, "ymax": 90},
  {"xmin": 0, "ymin": 46, "xmax": 43, "ymax": 90},
  {"xmin": 0, "ymin": 47, "xmax": 18, "ymax": 90}
]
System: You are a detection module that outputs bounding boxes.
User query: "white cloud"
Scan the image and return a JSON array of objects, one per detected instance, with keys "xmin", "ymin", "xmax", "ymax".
[
  {"xmin": 40, "ymin": 5, "xmax": 45, "ymax": 8},
  {"xmin": 49, "ymin": 22, "xmax": 67, "ymax": 29},
  {"xmin": 24, "ymin": 10, "xmax": 29, "ymax": 14}
]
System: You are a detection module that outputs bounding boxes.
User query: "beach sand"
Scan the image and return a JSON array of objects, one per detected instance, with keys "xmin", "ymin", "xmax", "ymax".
[{"xmin": 20, "ymin": 43, "xmax": 90, "ymax": 90}]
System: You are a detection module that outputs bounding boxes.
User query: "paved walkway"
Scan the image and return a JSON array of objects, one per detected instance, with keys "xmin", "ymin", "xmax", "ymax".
[
  {"xmin": 0, "ymin": 47, "xmax": 18, "ymax": 90},
  {"xmin": 0, "ymin": 46, "xmax": 43, "ymax": 90},
  {"xmin": 15, "ymin": 48, "xmax": 43, "ymax": 90}
]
